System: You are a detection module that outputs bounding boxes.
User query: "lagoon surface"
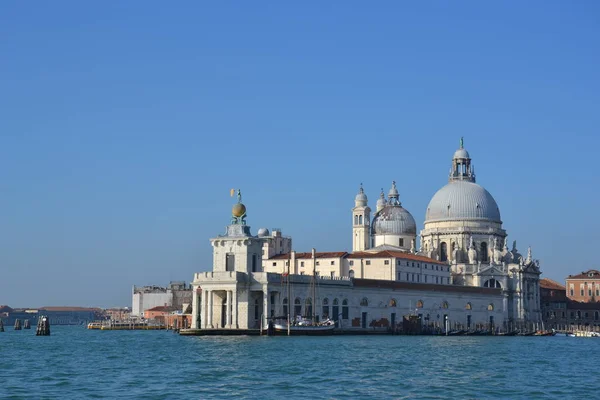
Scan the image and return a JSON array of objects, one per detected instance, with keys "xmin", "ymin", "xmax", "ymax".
[{"xmin": 0, "ymin": 326, "xmax": 597, "ymax": 399}]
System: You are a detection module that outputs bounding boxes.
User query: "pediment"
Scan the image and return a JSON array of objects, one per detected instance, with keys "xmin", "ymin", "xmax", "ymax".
[{"xmin": 477, "ymin": 265, "xmax": 506, "ymax": 276}]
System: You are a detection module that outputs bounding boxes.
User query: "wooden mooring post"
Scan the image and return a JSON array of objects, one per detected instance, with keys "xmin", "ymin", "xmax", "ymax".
[
  {"xmin": 23, "ymin": 319, "xmax": 31, "ymax": 329},
  {"xmin": 36, "ymin": 316, "xmax": 50, "ymax": 336},
  {"xmin": 14, "ymin": 319, "xmax": 22, "ymax": 330},
  {"xmin": 0, "ymin": 319, "xmax": 4, "ymax": 332}
]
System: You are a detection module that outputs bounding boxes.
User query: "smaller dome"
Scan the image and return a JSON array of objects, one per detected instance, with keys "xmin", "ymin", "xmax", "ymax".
[
  {"xmin": 257, "ymin": 228, "xmax": 270, "ymax": 237},
  {"xmin": 372, "ymin": 205, "xmax": 417, "ymax": 235},
  {"xmin": 355, "ymin": 185, "xmax": 368, "ymax": 206},
  {"xmin": 454, "ymin": 148, "xmax": 470, "ymax": 159},
  {"xmin": 232, "ymin": 203, "xmax": 246, "ymax": 218}
]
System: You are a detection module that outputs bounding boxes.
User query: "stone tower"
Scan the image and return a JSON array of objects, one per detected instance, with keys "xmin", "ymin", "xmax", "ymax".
[{"xmin": 352, "ymin": 184, "xmax": 371, "ymax": 252}]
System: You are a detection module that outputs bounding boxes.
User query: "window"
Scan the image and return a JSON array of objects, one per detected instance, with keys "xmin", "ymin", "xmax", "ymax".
[
  {"xmin": 390, "ymin": 299, "xmax": 397, "ymax": 307},
  {"xmin": 384, "ymin": 260, "xmax": 390, "ymax": 265},
  {"xmin": 487, "ymin": 304, "xmax": 494, "ymax": 311},
  {"xmin": 300, "ymin": 272, "xmax": 304, "ymax": 275},
  {"xmin": 581, "ymin": 289, "xmax": 584, "ymax": 296},
  {"xmin": 349, "ymin": 260, "xmax": 354, "ymax": 266},
  {"xmin": 417, "ymin": 275, "xmax": 420, "ymax": 282},
  {"xmin": 285, "ymin": 261, "xmax": 289, "ymax": 266},
  {"xmin": 316, "ymin": 261, "xmax": 320, "ymax": 266},
  {"xmin": 399, "ymin": 238, "xmax": 404, "ymax": 247},
  {"xmin": 589, "ymin": 289, "xmax": 592, "ymax": 296},
  {"xmin": 294, "ymin": 298, "xmax": 302, "ymax": 317},
  {"xmin": 412, "ymin": 274, "xmax": 415, "ymax": 282},
  {"xmin": 397, "ymin": 272, "xmax": 402, "ymax": 281},
  {"xmin": 359, "ymin": 215, "xmax": 363, "ymax": 224},
  {"xmin": 570, "ymin": 289, "xmax": 574, "ymax": 296},
  {"xmin": 436, "ymin": 265, "xmax": 439, "ymax": 271},
  {"xmin": 332, "ymin": 299, "xmax": 339, "ymax": 320},
  {"xmin": 322, "ymin": 298, "xmax": 329, "ymax": 318},
  {"xmin": 330, "ymin": 271, "xmax": 335, "ymax": 278},
  {"xmin": 595, "ymin": 311, "xmax": 599, "ymax": 321},
  {"xmin": 570, "ymin": 311, "xmax": 575, "ymax": 318},
  {"xmin": 300, "ymin": 261, "xmax": 304, "ymax": 267},
  {"xmin": 342, "ymin": 299, "xmax": 349, "ymax": 319},
  {"xmin": 480, "ymin": 242, "xmax": 488, "ymax": 262},
  {"xmin": 406, "ymin": 273, "xmax": 409, "ymax": 280},
  {"xmin": 366, "ymin": 260, "xmax": 371, "ymax": 265},
  {"xmin": 440, "ymin": 242, "xmax": 448, "ymax": 262},
  {"xmin": 416, "ymin": 300, "xmax": 424, "ymax": 309},
  {"xmin": 585, "ymin": 312, "xmax": 589, "ymax": 319},
  {"xmin": 354, "ymin": 215, "xmax": 358, "ymax": 225},
  {"xmin": 252, "ymin": 254, "xmax": 258, "ymax": 272},
  {"xmin": 465, "ymin": 303, "xmax": 472, "ymax": 310},
  {"xmin": 436, "ymin": 276, "xmax": 439, "ymax": 284},
  {"xmin": 226, "ymin": 253, "xmax": 235, "ymax": 272},
  {"xmin": 331, "ymin": 261, "xmax": 335, "ymax": 265},
  {"xmin": 442, "ymin": 301, "xmax": 449, "ymax": 309},
  {"xmin": 412, "ymin": 262, "xmax": 415, "ymax": 267},
  {"xmin": 305, "ymin": 298, "xmax": 313, "ymax": 318},
  {"xmin": 272, "ymin": 262, "xmax": 276, "ymax": 267},
  {"xmin": 397, "ymin": 260, "xmax": 402, "ymax": 265},
  {"xmin": 283, "ymin": 298, "xmax": 288, "ymax": 316},
  {"xmin": 424, "ymin": 275, "xmax": 427, "ymax": 283},
  {"xmin": 425, "ymin": 264, "xmax": 428, "ymax": 269},
  {"xmin": 254, "ymin": 299, "xmax": 259, "ymax": 320},
  {"xmin": 360, "ymin": 298, "xmax": 369, "ymax": 306}
]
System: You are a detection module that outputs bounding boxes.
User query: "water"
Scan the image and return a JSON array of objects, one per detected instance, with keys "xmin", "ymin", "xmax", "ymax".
[{"xmin": 0, "ymin": 326, "xmax": 596, "ymax": 399}]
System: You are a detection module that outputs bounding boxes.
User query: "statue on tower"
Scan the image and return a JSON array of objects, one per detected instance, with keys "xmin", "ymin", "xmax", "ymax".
[{"xmin": 231, "ymin": 189, "xmax": 247, "ymax": 225}]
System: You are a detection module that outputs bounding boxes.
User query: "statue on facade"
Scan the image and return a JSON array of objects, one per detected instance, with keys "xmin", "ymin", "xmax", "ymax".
[
  {"xmin": 468, "ymin": 235, "xmax": 477, "ymax": 264},
  {"xmin": 526, "ymin": 246, "xmax": 533, "ymax": 264},
  {"xmin": 419, "ymin": 235, "xmax": 424, "ymax": 253},
  {"xmin": 452, "ymin": 243, "xmax": 460, "ymax": 264},
  {"xmin": 410, "ymin": 239, "xmax": 416, "ymax": 254}
]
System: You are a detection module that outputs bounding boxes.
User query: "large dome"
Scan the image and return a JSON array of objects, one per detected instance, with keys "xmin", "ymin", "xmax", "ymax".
[
  {"xmin": 425, "ymin": 181, "xmax": 501, "ymax": 223},
  {"xmin": 372, "ymin": 206, "xmax": 417, "ymax": 235}
]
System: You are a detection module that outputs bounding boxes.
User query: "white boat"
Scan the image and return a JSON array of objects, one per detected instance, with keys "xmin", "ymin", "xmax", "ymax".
[{"xmin": 271, "ymin": 318, "xmax": 336, "ymax": 335}]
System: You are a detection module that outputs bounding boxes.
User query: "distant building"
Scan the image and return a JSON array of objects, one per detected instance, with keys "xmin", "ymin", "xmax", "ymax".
[
  {"xmin": 0, "ymin": 306, "xmax": 102, "ymax": 326},
  {"xmin": 566, "ymin": 269, "xmax": 600, "ymax": 302},
  {"xmin": 541, "ymin": 277, "xmax": 600, "ymax": 329},
  {"xmin": 131, "ymin": 281, "xmax": 192, "ymax": 317}
]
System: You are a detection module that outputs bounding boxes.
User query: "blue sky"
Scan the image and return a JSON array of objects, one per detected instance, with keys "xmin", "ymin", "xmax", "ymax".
[{"xmin": 1, "ymin": 2, "xmax": 599, "ymax": 308}]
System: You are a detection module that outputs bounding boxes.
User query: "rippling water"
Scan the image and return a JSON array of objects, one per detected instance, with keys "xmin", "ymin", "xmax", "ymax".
[{"xmin": 0, "ymin": 326, "xmax": 596, "ymax": 399}]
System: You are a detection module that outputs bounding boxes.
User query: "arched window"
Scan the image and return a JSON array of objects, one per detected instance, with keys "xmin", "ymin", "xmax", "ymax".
[
  {"xmin": 359, "ymin": 215, "xmax": 363, "ymax": 225},
  {"xmin": 484, "ymin": 279, "xmax": 502, "ymax": 288},
  {"xmin": 442, "ymin": 301, "xmax": 449, "ymax": 309},
  {"xmin": 390, "ymin": 298, "xmax": 397, "ymax": 307},
  {"xmin": 360, "ymin": 297, "xmax": 369, "ymax": 307},
  {"xmin": 305, "ymin": 298, "xmax": 313, "ymax": 318},
  {"xmin": 294, "ymin": 298, "xmax": 302, "ymax": 317},
  {"xmin": 283, "ymin": 298, "xmax": 288, "ymax": 317},
  {"xmin": 465, "ymin": 302, "xmax": 472, "ymax": 310},
  {"xmin": 416, "ymin": 300, "xmax": 424, "ymax": 309},
  {"xmin": 332, "ymin": 298, "xmax": 339, "ymax": 321},
  {"xmin": 480, "ymin": 242, "xmax": 488, "ymax": 262},
  {"xmin": 487, "ymin": 303, "xmax": 494, "ymax": 311},
  {"xmin": 354, "ymin": 215, "xmax": 358, "ymax": 225},
  {"xmin": 342, "ymin": 299, "xmax": 349, "ymax": 319},
  {"xmin": 322, "ymin": 298, "xmax": 329, "ymax": 318},
  {"xmin": 440, "ymin": 242, "xmax": 448, "ymax": 262}
]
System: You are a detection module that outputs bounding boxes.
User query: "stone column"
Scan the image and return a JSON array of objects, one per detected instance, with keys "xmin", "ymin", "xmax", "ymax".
[
  {"xmin": 263, "ymin": 288, "xmax": 270, "ymax": 329},
  {"xmin": 191, "ymin": 287, "xmax": 199, "ymax": 329},
  {"xmin": 226, "ymin": 290, "xmax": 232, "ymax": 328},
  {"xmin": 207, "ymin": 290, "xmax": 213, "ymax": 328},
  {"xmin": 232, "ymin": 288, "xmax": 238, "ymax": 329}
]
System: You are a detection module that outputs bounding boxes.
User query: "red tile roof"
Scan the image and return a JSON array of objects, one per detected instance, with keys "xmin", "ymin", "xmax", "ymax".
[
  {"xmin": 146, "ymin": 306, "xmax": 177, "ymax": 312},
  {"xmin": 567, "ymin": 270, "xmax": 600, "ymax": 280},
  {"xmin": 348, "ymin": 250, "xmax": 446, "ymax": 265},
  {"xmin": 353, "ymin": 279, "xmax": 502, "ymax": 295},
  {"xmin": 540, "ymin": 278, "xmax": 565, "ymax": 291},
  {"xmin": 269, "ymin": 252, "xmax": 348, "ymax": 260}
]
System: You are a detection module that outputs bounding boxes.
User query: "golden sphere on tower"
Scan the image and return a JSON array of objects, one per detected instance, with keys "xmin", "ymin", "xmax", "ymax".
[{"xmin": 232, "ymin": 203, "xmax": 246, "ymax": 218}]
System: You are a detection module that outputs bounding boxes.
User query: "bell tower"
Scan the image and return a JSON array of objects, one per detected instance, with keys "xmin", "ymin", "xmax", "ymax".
[{"xmin": 352, "ymin": 184, "xmax": 371, "ymax": 252}]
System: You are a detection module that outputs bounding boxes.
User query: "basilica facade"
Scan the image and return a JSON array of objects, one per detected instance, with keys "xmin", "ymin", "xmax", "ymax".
[{"xmin": 186, "ymin": 140, "xmax": 541, "ymax": 334}]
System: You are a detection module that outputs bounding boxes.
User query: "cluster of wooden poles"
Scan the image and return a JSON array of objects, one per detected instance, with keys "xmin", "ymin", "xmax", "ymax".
[{"xmin": 0, "ymin": 317, "xmax": 51, "ymax": 335}]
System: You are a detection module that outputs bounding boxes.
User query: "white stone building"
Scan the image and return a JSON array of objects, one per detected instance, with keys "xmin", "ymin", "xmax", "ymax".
[{"xmin": 187, "ymin": 140, "xmax": 541, "ymax": 333}]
